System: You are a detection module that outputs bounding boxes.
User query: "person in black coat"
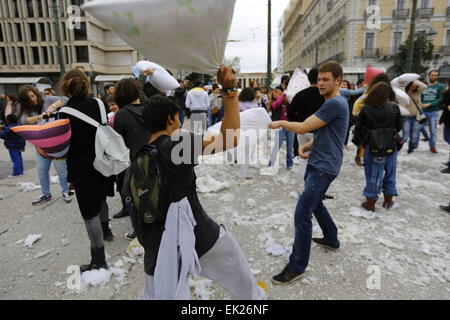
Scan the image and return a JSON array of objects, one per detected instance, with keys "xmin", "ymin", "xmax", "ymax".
[
  {"xmin": 59, "ymin": 69, "xmax": 115, "ymax": 272},
  {"xmin": 287, "ymin": 69, "xmax": 325, "ymax": 158},
  {"xmin": 439, "ymin": 79, "xmax": 450, "ymax": 174},
  {"xmin": 113, "ymin": 78, "xmax": 151, "ymax": 239}
]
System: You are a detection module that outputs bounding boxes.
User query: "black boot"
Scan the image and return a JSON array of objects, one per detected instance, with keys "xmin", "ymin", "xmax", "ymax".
[
  {"xmin": 101, "ymin": 220, "xmax": 114, "ymax": 241},
  {"xmin": 113, "ymin": 207, "xmax": 129, "ymax": 219},
  {"xmin": 80, "ymin": 247, "xmax": 108, "ymax": 273}
]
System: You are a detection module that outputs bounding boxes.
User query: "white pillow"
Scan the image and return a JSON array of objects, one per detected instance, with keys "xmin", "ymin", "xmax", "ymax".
[
  {"xmin": 83, "ymin": 0, "xmax": 236, "ymax": 73},
  {"xmin": 207, "ymin": 107, "xmax": 272, "ymax": 134},
  {"xmin": 135, "ymin": 60, "xmax": 180, "ymax": 92},
  {"xmin": 285, "ymin": 69, "xmax": 310, "ymax": 103}
]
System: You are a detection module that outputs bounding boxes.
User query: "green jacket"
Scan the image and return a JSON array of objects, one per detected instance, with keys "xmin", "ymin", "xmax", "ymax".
[{"xmin": 422, "ymin": 82, "xmax": 445, "ymax": 113}]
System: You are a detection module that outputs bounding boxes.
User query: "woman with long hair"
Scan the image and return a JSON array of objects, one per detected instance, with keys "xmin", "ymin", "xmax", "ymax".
[
  {"xmin": 59, "ymin": 69, "xmax": 115, "ymax": 272},
  {"xmin": 354, "ymin": 82, "xmax": 403, "ymax": 212},
  {"xmin": 352, "ymin": 73, "xmax": 396, "ymax": 165},
  {"xmin": 15, "ymin": 85, "xmax": 72, "ymax": 205}
]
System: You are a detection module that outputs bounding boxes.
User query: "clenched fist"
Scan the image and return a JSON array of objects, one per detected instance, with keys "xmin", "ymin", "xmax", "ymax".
[{"xmin": 217, "ymin": 66, "xmax": 237, "ymax": 89}]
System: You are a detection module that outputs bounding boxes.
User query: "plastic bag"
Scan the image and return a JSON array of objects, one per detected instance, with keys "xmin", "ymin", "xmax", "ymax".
[
  {"xmin": 285, "ymin": 69, "xmax": 310, "ymax": 103},
  {"xmin": 83, "ymin": 0, "xmax": 236, "ymax": 73},
  {"xmin": 135, "ymin": 60, "xmax": 180, "ymax": 91}
]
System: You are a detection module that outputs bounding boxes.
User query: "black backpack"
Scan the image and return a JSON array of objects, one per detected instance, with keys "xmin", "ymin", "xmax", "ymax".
[
  {"xmin": 366, "ymin": 104, "xmax": 398, "ymax": 157},
  {"xmin": 123, "ymin": 139, "xmax": 170, "ymax": 224}
]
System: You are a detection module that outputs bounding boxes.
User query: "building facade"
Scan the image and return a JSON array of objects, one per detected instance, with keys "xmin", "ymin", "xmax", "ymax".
[
  {"xmin": 0, "ymin": 0, "xmax": 146, "ymax": 95},
  {"xmin": 283, "ymin": 0, "xmax": 450, "ymax": 81},
  {"xmin": 237, "ymin": 72, "xmax": 268, "ymax": 89}
]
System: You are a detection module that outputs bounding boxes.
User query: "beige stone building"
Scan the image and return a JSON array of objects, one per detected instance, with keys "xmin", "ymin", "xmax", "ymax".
[
  {"xmin": 282, "ymin": 0, "xmax": 450, "ymax": 81},
  {"xmin": 0, "ymin": 0, "xmax": 145, "ymax": 95}
]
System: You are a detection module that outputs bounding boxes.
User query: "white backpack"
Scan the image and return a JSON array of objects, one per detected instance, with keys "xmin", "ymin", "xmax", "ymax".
[{"xmin": 60, "ymin": 98, "xmax": 130, "ymax": 177}]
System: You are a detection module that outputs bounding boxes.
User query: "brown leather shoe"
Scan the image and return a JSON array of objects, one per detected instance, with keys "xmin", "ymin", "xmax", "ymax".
[
  {"xmin": 361, "ymin": 197, "xmax": 377, "ymax": 212},
  {"xmin": 382, "ymin": 195, "xmax": 394, "ymax": 209}
]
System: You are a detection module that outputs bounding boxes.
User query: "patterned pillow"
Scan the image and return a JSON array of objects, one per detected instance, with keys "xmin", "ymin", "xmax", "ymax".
[{"xmin": 11, "ymin": 119, "xmax": 71, "ymax": 159}]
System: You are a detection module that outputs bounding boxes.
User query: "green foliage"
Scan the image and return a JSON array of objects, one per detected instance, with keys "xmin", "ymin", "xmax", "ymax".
[{"xmin": 392, "ymin": 32, "xmax": 435, "ymax": 76}]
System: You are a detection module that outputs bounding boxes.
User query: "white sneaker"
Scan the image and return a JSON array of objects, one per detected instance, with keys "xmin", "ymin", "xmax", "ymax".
[
  {"xmin": 7, "ymin": 174, "xmax": 23, "ymax": 178},
  {"xmin": 62, "ymin": 192, "xmax": 72, "ymax": 203}
]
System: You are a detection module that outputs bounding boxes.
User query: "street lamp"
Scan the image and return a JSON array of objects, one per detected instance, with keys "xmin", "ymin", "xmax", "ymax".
[{"xmin": 425, "ymin": 28, "xmax": 437, "ymax": 40}]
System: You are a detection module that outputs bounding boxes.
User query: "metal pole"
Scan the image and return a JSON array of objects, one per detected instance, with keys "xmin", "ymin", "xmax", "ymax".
[
  {"xmin": 405, "ymin": 0, "xmax": 418, "ymax": 73},
  {"xmin": 267, "ymin": 0, "xmax": 272, "ymax": 86},
  {"xmin": 52, "ymin": 0, "xmax": 66, "ymax": 76}
]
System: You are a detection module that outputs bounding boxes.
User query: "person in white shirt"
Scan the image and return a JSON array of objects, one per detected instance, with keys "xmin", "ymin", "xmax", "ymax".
[{"xmin": 186, "ymin": 80, "xmax": 210, "ymax": 134}]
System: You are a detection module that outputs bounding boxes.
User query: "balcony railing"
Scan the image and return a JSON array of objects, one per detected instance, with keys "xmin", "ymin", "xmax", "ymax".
[
  {"xmin": 378, "ymin": 47, "xmax": 400, "ymax": 57},
  {"xmin": 393, "ymin": 9, "xmax": 410, "ymax": 19},
  {"xmin": 438, "ymin": 46, "xmax": 450, "ymax": 55},
  {"xmin": 417, "ymin": 7, "xmax": 434, "ymax": 17},
  {"xmin": 361, "ymin": 48, "xmax": 379, "ymax": 58}
]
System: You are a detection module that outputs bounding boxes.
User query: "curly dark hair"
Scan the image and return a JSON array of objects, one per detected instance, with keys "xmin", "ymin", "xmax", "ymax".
[{"xmin": 17, "ymin": 85, "xmax": 43, "ymax": 116}]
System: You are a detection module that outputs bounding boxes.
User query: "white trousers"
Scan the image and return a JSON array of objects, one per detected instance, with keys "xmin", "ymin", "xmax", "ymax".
[{"xmin": 141, "ymin": 226, "xmax": 266, "ymax": 300}]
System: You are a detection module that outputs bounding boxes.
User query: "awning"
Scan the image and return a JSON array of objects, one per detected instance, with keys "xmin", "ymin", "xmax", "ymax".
[
  {"xmin": 343, "ymin": 67, "xmax": 386, "ymax": 74},
  {"xmin": 94, "ymin": 75, "xmax": 132, "ymax": 82},
  {"xmin": 0, "ymin": 77, "xmax": 52, "ymax": 84}
]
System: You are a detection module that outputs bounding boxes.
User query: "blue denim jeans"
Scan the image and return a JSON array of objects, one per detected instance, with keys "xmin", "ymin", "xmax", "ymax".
[
  {"xmin": 269, "ymin": 128, "xmax": 294, "ymax": 168},
  {"xmin": 423, "ymin": 111, "xmax": 440, "ymax": 149},
  {"xmin": 363, "ymin": 148, "xmax": 398, "ymax": 200},
  {"xmin": 287, "ymin": 165, "xmax": 339, "ymax": 274},
  {"xmin": 9, "ymin": 150, "xmax": 23, "ymax": 176},
  {"xmin": 402, "ymin": 116, "xmax": 420, "ymax": 151},
  {"xmin": 35, "ymin": 149, "xmax": 69, "ymax": 196}
]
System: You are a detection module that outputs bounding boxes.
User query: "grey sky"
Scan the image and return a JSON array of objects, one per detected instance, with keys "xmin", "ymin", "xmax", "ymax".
[{"xmin": 225, "ymin": 0, "xmax": 290, "ymax": 73}]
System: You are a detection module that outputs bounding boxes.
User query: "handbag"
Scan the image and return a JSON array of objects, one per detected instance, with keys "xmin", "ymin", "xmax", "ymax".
[{"xmin": 408, "ymin": 94, "xmax": 427, "ymax": 125}]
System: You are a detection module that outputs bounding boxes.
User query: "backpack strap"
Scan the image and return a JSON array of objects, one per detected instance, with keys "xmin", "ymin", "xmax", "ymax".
[
  {"xmin": 94, "ymin": 98, "xmax": 107, "ymax": 125},
  {"xmin": 59, "ymin": 106, "xmax": 100, "ymax": 128}
]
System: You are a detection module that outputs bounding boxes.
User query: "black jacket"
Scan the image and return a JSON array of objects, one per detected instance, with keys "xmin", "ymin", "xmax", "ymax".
[
  {"xmin": 439, "ymin": 92, "xmax": 450, "ymax": 126},
  {"xmin": 287, "ymin": 87, "xmax": 325, "ymax": 122},
  {"xmin": 59, "ymin": 97, "xmax": 115, "ymax": 220},
  {"xmin": 114, "ymin": 104, "xmax": 151, "ymax": 159},
  {"xmin": 0, "ymin": 98, "xmax": 6, "ymax": 124},
  {"xmin": 353, "ymin": 102, "xmax": 403, "ymax": 147}
]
